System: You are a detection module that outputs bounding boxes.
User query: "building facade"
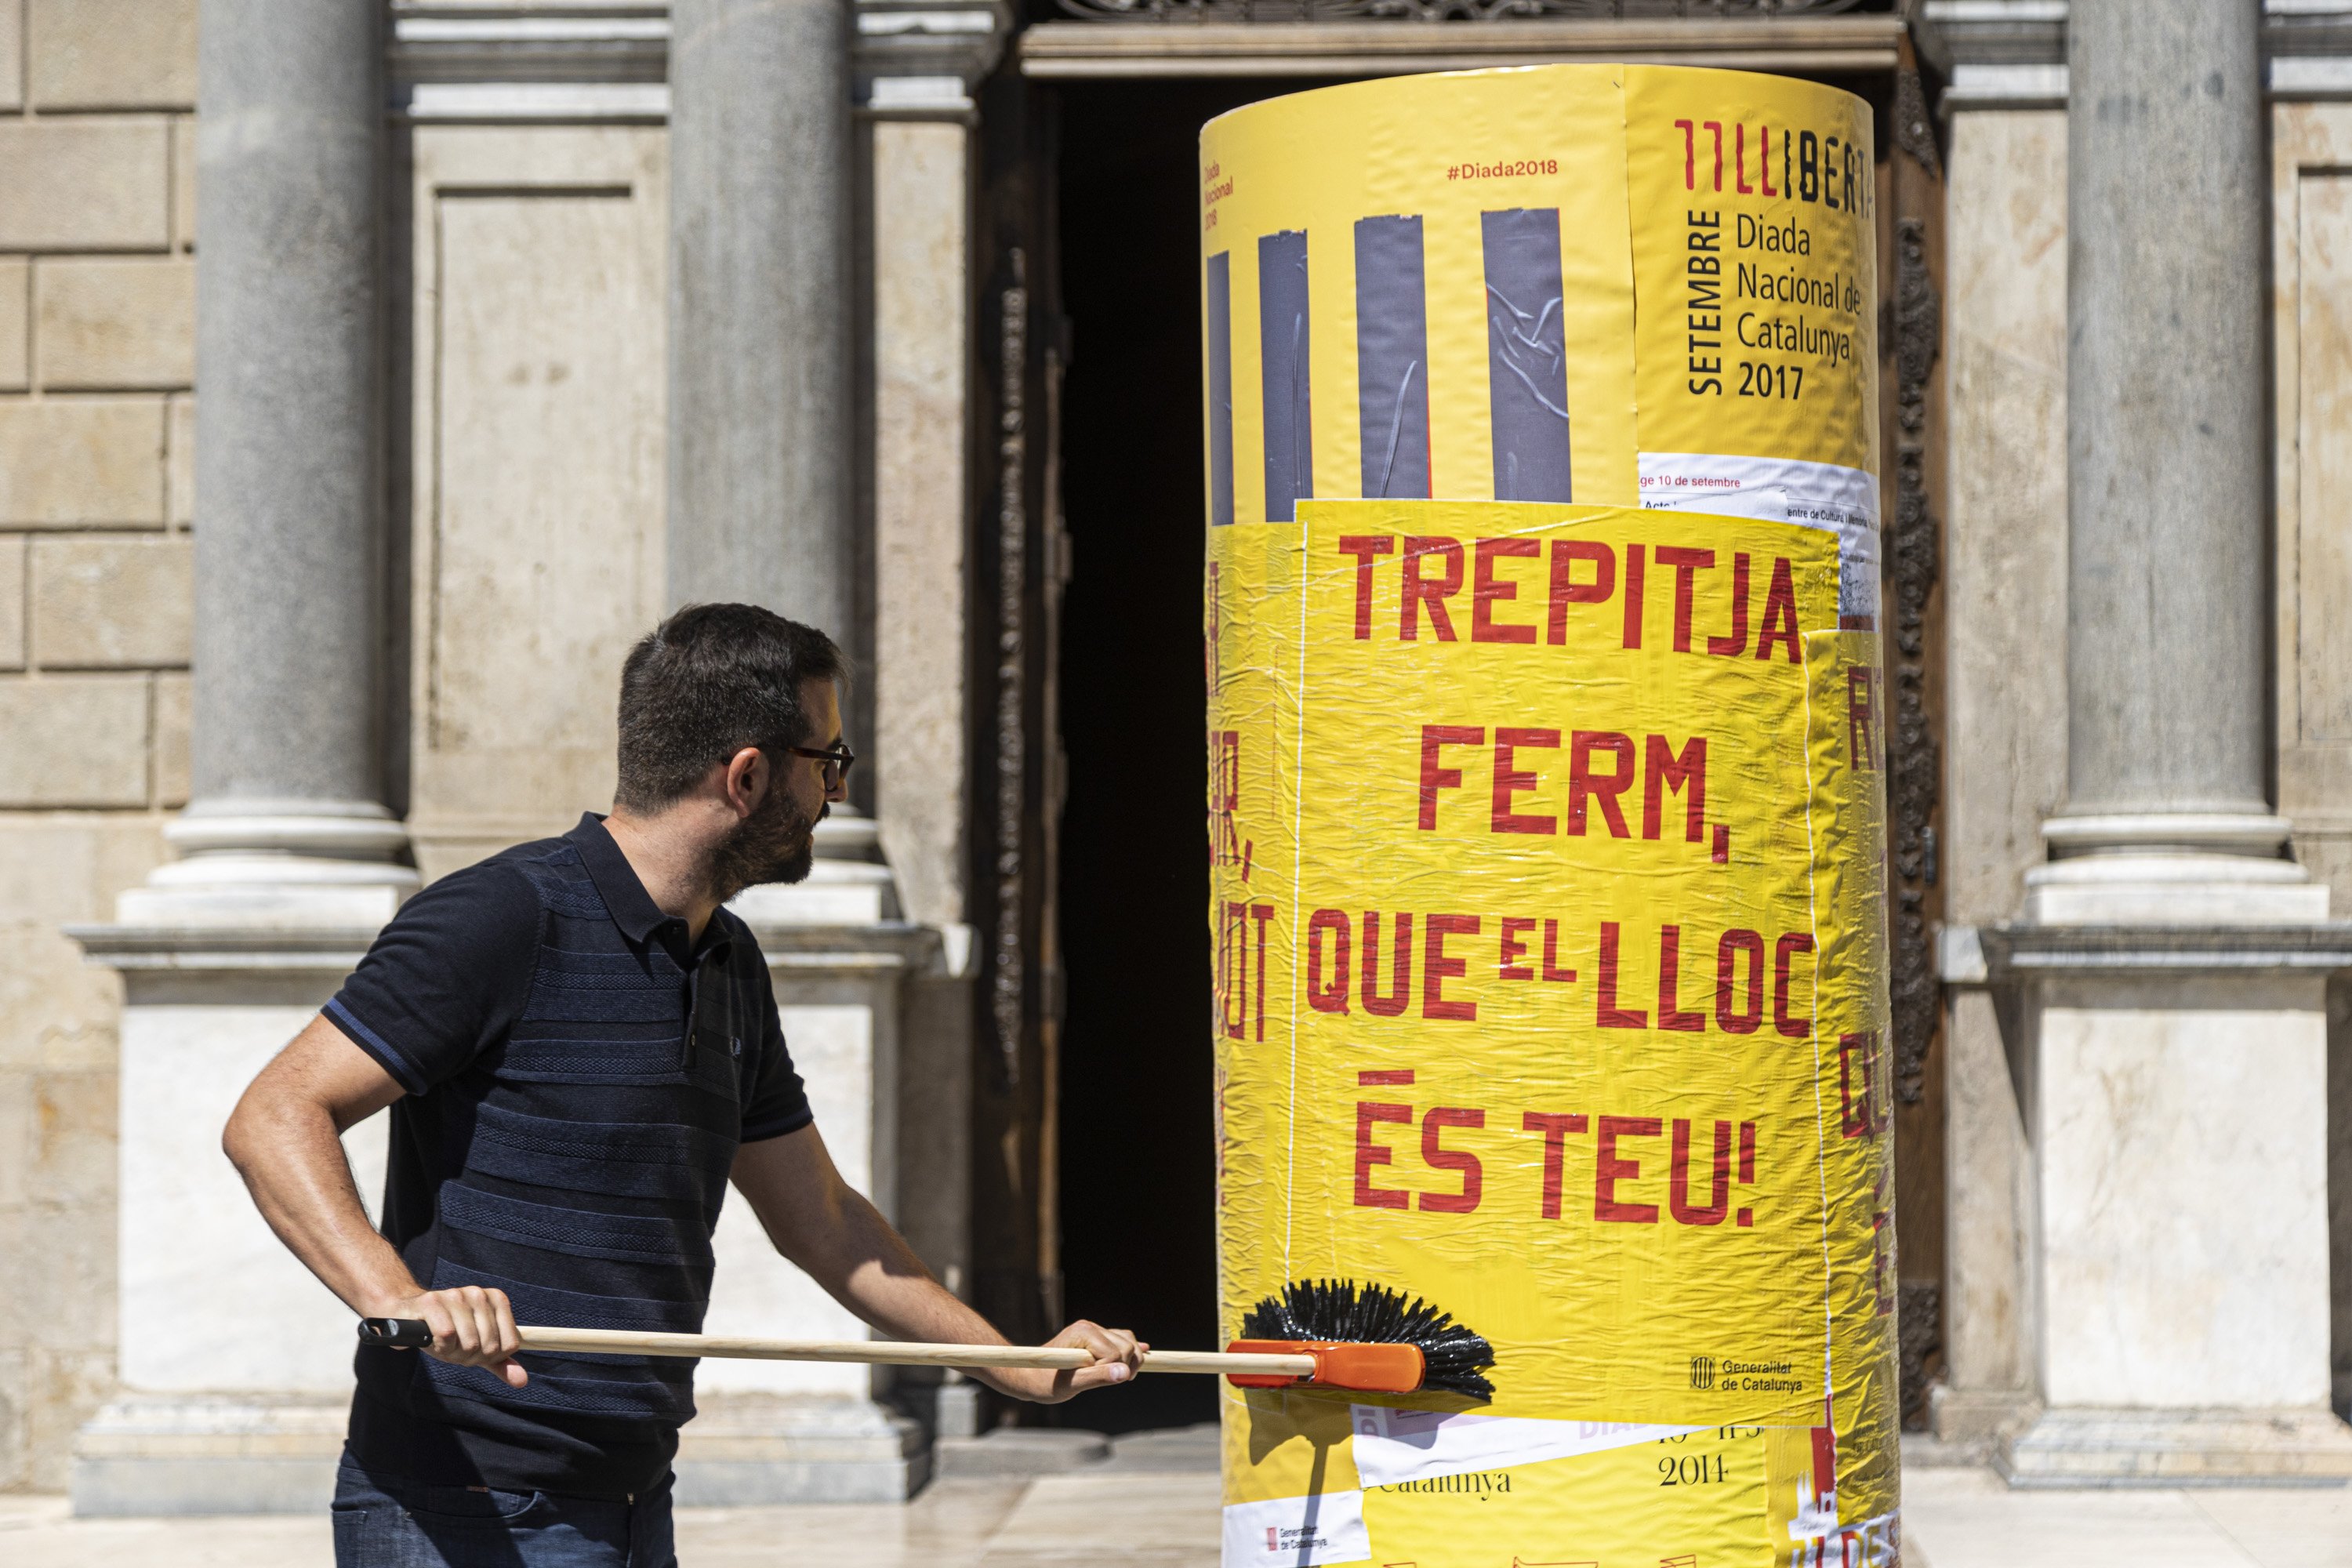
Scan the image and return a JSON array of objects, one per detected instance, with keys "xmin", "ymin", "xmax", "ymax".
[{"xmin": 0, "ymin": 0, "xmax": 2347, "ymax": 1508}]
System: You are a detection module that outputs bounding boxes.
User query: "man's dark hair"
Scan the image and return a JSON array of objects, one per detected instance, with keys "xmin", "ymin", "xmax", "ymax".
[{"xmin": 615, "ymin": 603, "xmax": 846, "ymax": 811}]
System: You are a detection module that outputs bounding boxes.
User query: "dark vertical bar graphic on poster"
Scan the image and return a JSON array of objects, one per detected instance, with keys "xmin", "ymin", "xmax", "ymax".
[
  {"xmin": 1206, "ymin": 251, "xmax": 1234, "ymax": 528},
  {"xmin": 1481, "ymin": 208, "xmax": 1573, "ymax": 502},
  {"xmin": 1355, "ymin": 215, "xmax": 1431, "ymax": 499},
  {"xmin": 1258, "ymin": 230, "xmax": 1312, "ymax": 522}
]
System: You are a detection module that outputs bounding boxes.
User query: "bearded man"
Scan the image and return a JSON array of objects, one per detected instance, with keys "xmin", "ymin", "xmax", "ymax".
[{"xmin": 223, "ymin": 604, "xmax": 1143, "ymax": 1567}]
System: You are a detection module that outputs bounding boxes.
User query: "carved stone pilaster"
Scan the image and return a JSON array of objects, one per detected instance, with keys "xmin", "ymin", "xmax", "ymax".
[
  {"xmin": 992, "ymin": 254, "xmax": 1030, "ymax": 1091},
  {"xmin": 1886, "ymin": 209, "xmax": 1940, "ymax": 1109}
]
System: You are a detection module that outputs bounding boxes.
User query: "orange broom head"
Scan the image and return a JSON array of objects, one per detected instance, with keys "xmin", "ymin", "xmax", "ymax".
[{"xmin": 1223, "ymin": 1338, "xmax": 1426, "ymax": 1394}]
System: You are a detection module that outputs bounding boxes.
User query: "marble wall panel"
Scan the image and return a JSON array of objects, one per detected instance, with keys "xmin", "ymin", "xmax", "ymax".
[
  {"xmin": 1943, "ymin": 110, "xmax": 2069, "ymax": 928},
  {"xmin": 1940, "ymin": 991, "xmax": 2034, "ymax": 1403},
  {"xmin": 405, "ymin": 128, "xmax": 667, "ymax": 878},
  {"xmin": 115, "ymin": 1004, "xmax": 385, "ymax": 1394},
  {"xmin": 1937, "ymin": 107, "xmax": 2069, "ymax": 1420},
  {"xmin": 2274, "ymin": 103, "xmax": 2352, "ymax": 1416},
  {"xmin": 873, "ymin": 121, "xmax": 970, "ymax": 933},
  {"xmin": 2038, "ymin": 977, "xmax": 2334, "ymax": 1409},
  {"xmin": 2275, "ymin": 105, "xmax": 2352, "ymax": 909},
  {"xmin": 702, "ymin": 1003, "xmax": 877, "ymax": 1399}
]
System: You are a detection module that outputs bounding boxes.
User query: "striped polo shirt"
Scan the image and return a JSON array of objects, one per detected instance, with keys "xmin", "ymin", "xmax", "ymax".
[{"xmin": 327, "ymin": 813, "xmax": 812, "ymax": 1498}]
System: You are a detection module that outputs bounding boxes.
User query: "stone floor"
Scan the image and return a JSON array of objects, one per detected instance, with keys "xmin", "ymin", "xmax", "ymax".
[
  {"xmin": 1902, "ymin": 1465, "xmax": 2352, "ymax": 1568},
  {"xmin": 0, "ymin": 1469, "xmax": 1221, "ymax": 1568},
  {"xmin": 0, "ymin": 1426, "xmax": 1226, "ymax": 1568},
  {"xmin": 11, "ymin": 1437, "xmax": 2352, "ymax": 1566}
]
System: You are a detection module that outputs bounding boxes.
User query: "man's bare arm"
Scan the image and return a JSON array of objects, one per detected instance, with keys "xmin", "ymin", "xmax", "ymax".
[
  {"xmin": 222, "ymin": 1014, "xmax": 528, "ymax": 1386},
  {"xmin": 729, "ymin": 1126, "xmax": 1143, "ymax": 1403}
]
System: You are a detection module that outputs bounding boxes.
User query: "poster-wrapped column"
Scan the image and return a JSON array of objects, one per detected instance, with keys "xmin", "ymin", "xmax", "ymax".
[{"xmin": 1203, "ymin": 67, "xmax": 1896, "ymax": 1567}]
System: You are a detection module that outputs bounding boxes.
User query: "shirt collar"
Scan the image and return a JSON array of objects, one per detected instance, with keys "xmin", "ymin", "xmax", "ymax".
[{"xmin": 567, "ymin": 812, "xmax": 681, "ymax": 949}]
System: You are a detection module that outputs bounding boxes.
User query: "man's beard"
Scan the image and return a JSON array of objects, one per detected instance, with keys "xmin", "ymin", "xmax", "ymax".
[{"xmin": 702, "ymin": 786, "xmax": 822, "ymax": 906}]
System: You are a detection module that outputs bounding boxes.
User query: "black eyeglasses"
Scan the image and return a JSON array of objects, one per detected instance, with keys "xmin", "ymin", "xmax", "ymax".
[{"xmin": 774, "ymin": 741, "xmax": 856, "ymax": 787}]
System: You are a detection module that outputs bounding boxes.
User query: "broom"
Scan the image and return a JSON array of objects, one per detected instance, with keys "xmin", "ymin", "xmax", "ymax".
[{"xmin": 360, "ymin": 1277, "xmax": 1494, "ymax": 1399}]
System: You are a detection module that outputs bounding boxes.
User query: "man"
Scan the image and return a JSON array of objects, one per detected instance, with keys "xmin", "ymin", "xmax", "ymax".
[{"xmin": 223, "ymin": 604, "xmax": 1143, "ymax": 1567}]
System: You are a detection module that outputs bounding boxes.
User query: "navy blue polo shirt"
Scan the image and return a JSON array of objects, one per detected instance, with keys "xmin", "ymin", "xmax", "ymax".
[{"xmin": 326, "ymin": 813, "xmax": 812, "ymax": 1499}]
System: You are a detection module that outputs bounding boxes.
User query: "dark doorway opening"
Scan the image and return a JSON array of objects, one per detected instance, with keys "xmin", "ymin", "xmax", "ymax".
[{"xmin": 1050, "ymin": 76, "xmax": 1322, "ymax": 1434}]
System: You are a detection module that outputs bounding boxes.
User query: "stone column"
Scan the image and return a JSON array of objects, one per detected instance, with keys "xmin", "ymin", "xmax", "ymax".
[
  {"xmin": 668, "ymin": 0, "xmax": 851, "ymax": 633},
  {"xmin": 669, "ymin": 0, "xmax": 896, "ymax": 919},
  {"xmin": 2037, "ymin": 0, "xmax": 2309, "ymax": 897},
  {"xmin": 1987, "ymin": 0, "xmax": 2352, "ymax": 1486},
  {"xmin": 650, "ymin": 0, "xmax": 1004, "ymax": 1499},
  {"xmin": 122, "ymin": 0, "xmax": 416, "ymax": 922},
  {"xmin": 66, "ymin": 0, "xmax": 414, "ymax": 1516}
]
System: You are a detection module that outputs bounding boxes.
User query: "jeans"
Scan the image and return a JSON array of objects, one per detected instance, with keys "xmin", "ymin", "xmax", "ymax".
[{"xmin": 331, "ymin": 1454, "xmax": 677, "ymax": 1568}]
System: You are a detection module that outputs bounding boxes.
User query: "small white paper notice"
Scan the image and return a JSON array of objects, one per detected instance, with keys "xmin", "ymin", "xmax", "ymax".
[
  {"xmin": 1636, "ymin": 449, "xmax": 1882, "ymax": 622},
  {"xmin": 1350, "ymin": 1405, "xmax": 1706, "ymax": 1488},
  {"xmin": 1221, "ymin": 1490, "xmax": 1372, "ymax": 1568}
]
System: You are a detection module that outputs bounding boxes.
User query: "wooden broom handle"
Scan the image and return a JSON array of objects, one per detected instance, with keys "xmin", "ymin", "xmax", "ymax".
[
  {"xmin": 361, "ymin": 1319, "xmax": 1315, "ymax": 1377},
  {"xmin": 525, "ymin": 1326, "xmax": 1308, "ymax": 1376}
]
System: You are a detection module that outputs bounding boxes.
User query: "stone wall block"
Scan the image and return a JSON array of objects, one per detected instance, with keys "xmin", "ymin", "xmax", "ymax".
[
  {"xmin": 0, "ymin": 675, "xmax": 151, "ymax": 805},
  {"xmin": 0, "ymin": 1348, "xmax": 26, "ymax": 1490},
  {"xmin": 2294, "ymin": 831, "xmax": 2352, "ymax": 920},
  {"xmin": 0, "ymin": 1204, "xmax": 114, "ymax": 1353},
  {"xmin": 0, "ymin": 119, "xmax": 170, "ymax": 252},
  {"xmin": 170, "ymin": 115, "xmax": 194, "ymax": 251},
  {"xmin": 31, "ymin": 535, "xmax": 192, "ymax": 666},
  {"xmin": 20, "ymin": 1347, "xmax": 113, "ymax": 1492},
  {"xmin": 0, "ymin": 0, "xmax": 22, "ymax": 113},
  {"xmin": 36, "ymin": 256, "xmax": 194, "ymax": 389},
  {"xmin": 93, "ymin": 821, "xmax": 166, "ymax": 914},
  {"xmin": 0, "ymin": 535, "xmax": 22, "ymax": 669},
  {"xmin": 0, "ymin": 399, "xmax": 165, "ymax": 524},
  {"xmin": 27, "ymin": 0, "xmax": 198, "ymax": 111},
  {"xmin": 165, "ymin": 393, "xmax": 192, "ymax": 524},
  {"xmin": 26, "ymin": 1069, "xmax": 115, "ymax": 1210},
  {"xmin": 0, "ymin": 924, "xmax": 123, "ymax": 1074},
  {"xmin": 0, "ymin": 1074, "xmax": 28, "ymax": 1209},
  {"xmin": 0, "ymin": 260, "xmax": 26, "ymax": 390},
  {"xmin": 0, "ymin": 826, "xmax": 107, "ymax": 928},
  {"xmin": 154, "ymin": 669, "xmax": 188, "ymax": 805}
]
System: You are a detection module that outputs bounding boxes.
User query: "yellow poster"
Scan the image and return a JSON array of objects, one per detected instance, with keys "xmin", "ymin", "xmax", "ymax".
[
  {"xmin": 1200, "ymin": 62, "xmax": 1880, "ymax": 608},
  {"xmin": 1201, "ymin": 67, "xmax": 1894, "ymax": 1568}
]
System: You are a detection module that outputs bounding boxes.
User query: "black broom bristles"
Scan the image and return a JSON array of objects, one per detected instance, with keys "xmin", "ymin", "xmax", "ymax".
[{"xmin": 1240, "ymin": 1277, "xmax": 1496, "ymax": 1401}]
